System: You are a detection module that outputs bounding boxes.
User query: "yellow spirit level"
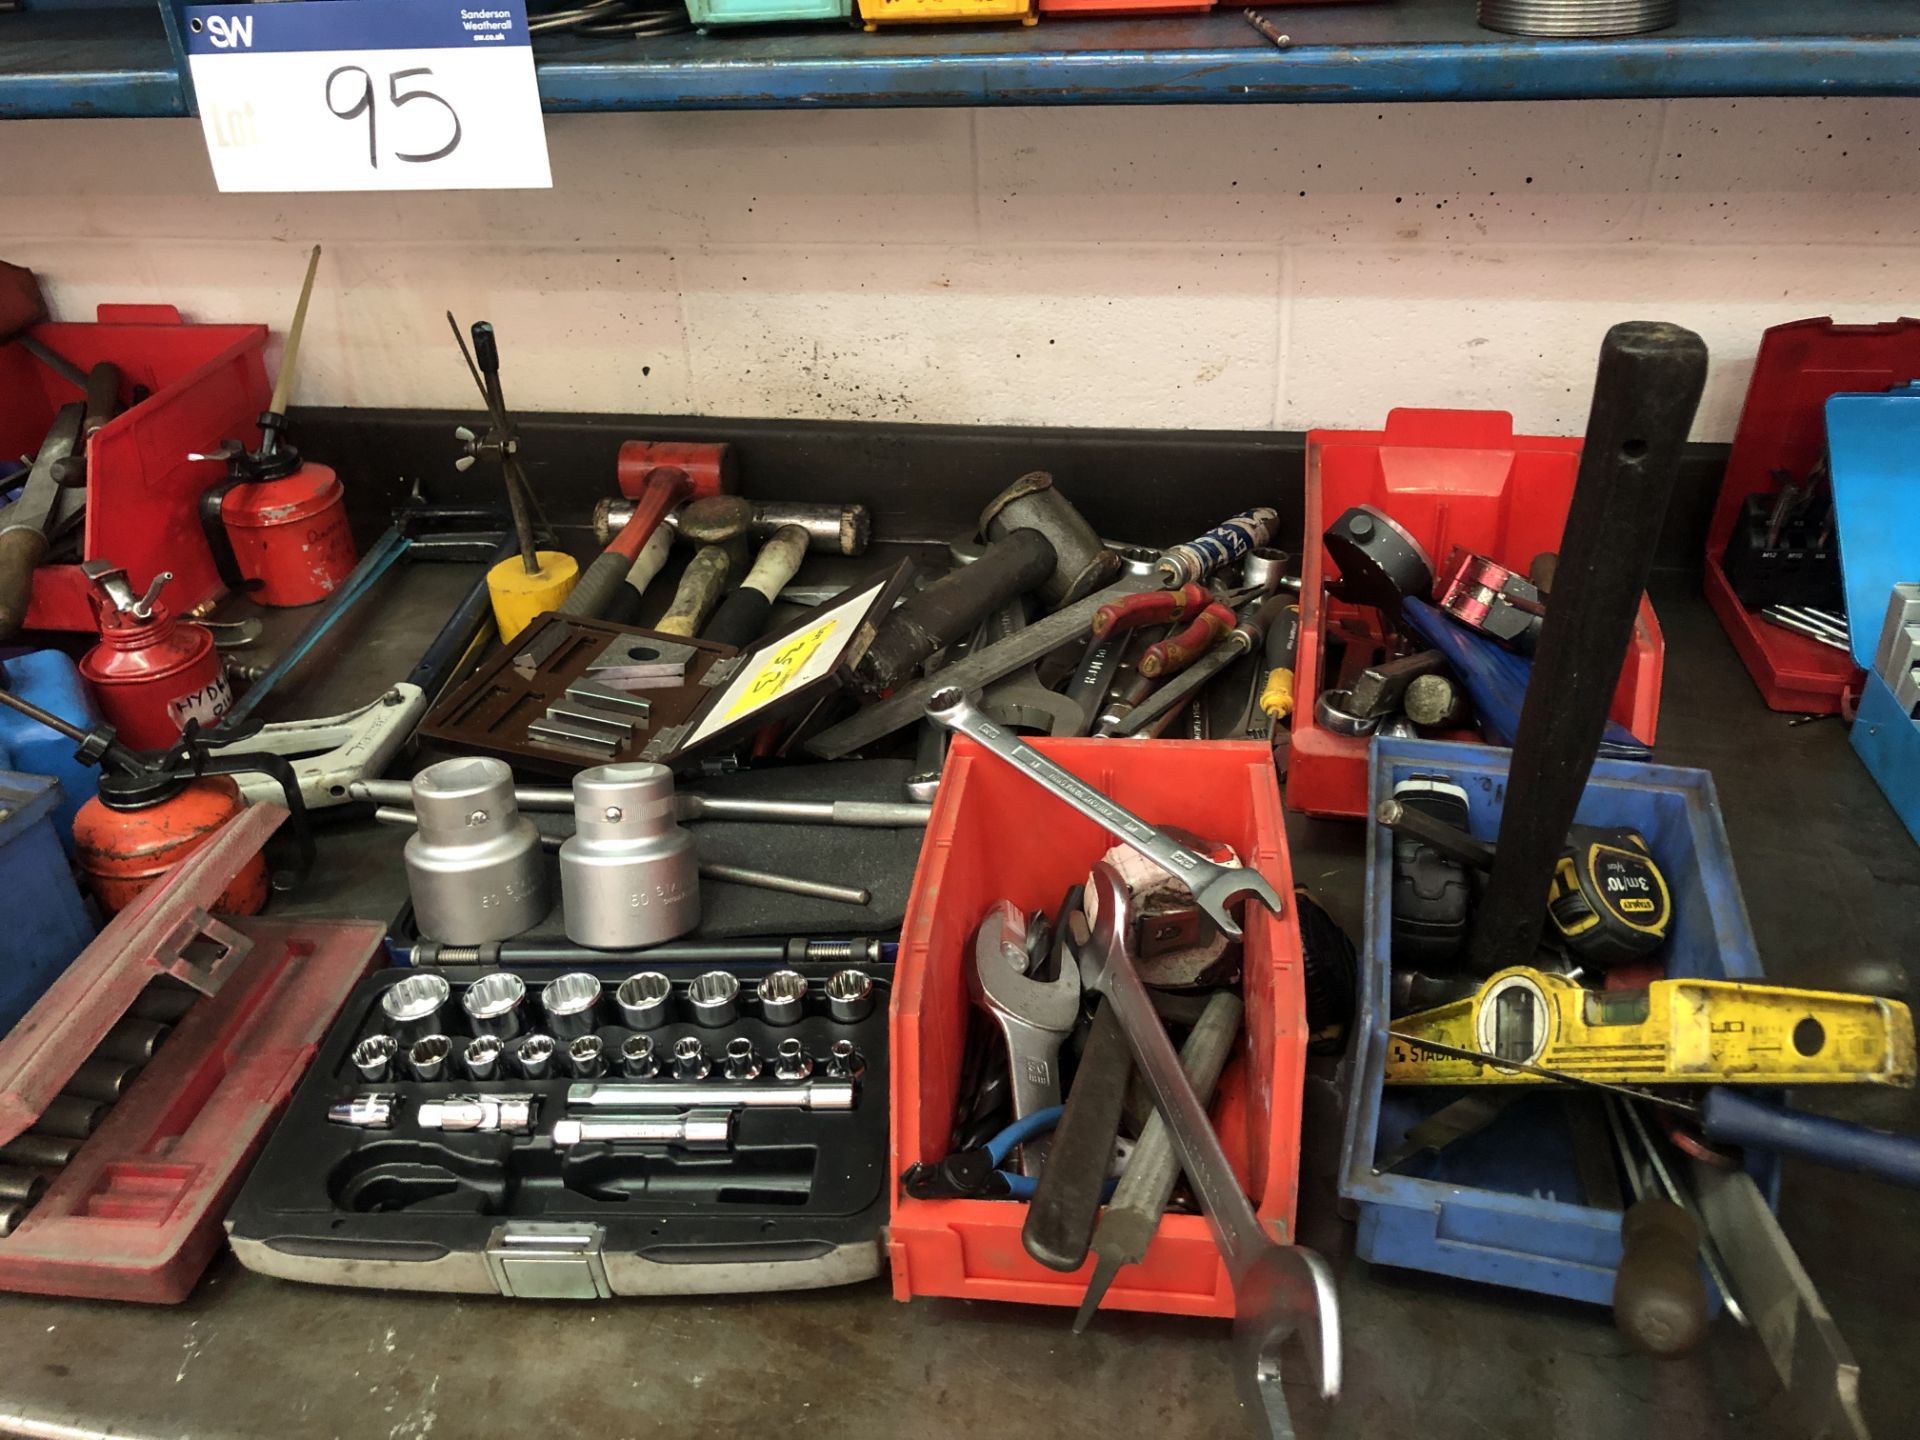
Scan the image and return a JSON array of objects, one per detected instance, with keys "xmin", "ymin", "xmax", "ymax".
[{"xmin": 1386, "ymin": 967, "xmax": 1915, "ymax": 1088}]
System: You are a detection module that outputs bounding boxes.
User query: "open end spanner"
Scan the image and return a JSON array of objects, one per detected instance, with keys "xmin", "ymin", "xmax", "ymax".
[
  {"xmin": 970, "ymin": 900, "xmax": 1081, "ymax": 1174},
  {"xmin": 1079, "ymin": 861, "xmax": 1339, "ymax": 1440},
  {"xmin": 928, "ymin": 687, "xmax": 1284, "ymax": 939}
]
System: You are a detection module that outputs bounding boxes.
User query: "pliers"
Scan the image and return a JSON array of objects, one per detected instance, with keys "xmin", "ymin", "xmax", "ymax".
[
  {"xmin": 903, "ymin": 1107, "xmax": 1123, "ymax": 1201},
  {"xmin": 1091, "ymin": 582, "xmax": 1210, "ymax": 639}
]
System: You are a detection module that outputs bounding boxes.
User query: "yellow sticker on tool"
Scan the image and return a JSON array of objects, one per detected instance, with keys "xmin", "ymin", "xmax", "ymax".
[{"xmin": 723, "ymin": 619, "xmax": 840, "ymax": 722}]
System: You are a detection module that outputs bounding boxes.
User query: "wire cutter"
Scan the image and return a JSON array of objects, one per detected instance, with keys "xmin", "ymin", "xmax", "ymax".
[
  {"xmin": 1091, "ymin": 582, "xmax": 1210, "ymax": 639},
  {"xmin": 903, "ymin": 1108, "xmax": 1123, "ymax": 1202}
]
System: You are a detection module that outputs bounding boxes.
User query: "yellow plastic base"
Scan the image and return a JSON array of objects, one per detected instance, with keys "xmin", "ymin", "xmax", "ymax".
[{"xmin": 488, "ymin": 551, "xmax": 579, "ymax": 643}]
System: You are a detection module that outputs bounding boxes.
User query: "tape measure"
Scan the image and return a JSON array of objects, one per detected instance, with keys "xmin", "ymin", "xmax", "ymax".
[
  {"xmin": 1386, "ymin": 966, "xmax": 1917, "ymax": 1088},
  {"xmin": 1547, "ymin": 827, "xmax": 1672, "ymax": 966}
]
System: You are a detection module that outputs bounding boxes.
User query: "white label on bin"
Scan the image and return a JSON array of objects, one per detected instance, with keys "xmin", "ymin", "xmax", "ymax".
[{"xmin": 184, "ymin": 0, "xmax": 551, "ymax": 193}]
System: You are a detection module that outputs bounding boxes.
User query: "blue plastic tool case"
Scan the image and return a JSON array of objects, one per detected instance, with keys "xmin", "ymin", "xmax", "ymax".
[
  {"xmin": 1339, "ymin": 737, "xmax": 1777, "ymax": 1306},
  {"xmin": 1826, "ymin": 386, "xmax": 1920, "ymax": 848}
]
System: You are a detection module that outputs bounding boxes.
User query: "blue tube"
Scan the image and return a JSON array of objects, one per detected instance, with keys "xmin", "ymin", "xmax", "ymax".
[{"xmin": 1701, "ymin": 1089, "xmax": 1920, "ymax": 1191}]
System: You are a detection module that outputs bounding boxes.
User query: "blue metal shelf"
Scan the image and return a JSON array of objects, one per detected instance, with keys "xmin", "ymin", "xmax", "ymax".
[
  {"xmin": 534, "ymin": 1, "xmax": 1920, "ymax": 110},
  {"xmin": 0, "ymin": 10, "xmax": 185, "ymax": 118},
  {"xmin": 5, "ymin": 0, "xmax": 1919, "ymax": 120}
]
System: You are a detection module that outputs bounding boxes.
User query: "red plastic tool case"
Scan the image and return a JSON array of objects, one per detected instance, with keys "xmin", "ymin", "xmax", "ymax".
[
  {"xmin": 889, "ymin": 737, "xmax": 1301, "ymax": 1318},
  {"xmin": 1289, "ymin": 408, "xmax": 1665, "ymax": 820},
  {"xmin": 0, "ymin": 304, "xmax": 270, "ymax": 633},
  {"xmin": 1703, "ymin": 317, "xmax": 1920, "ymax": 714},
  {"xmin": 0, "ymin": 805, "xmax": 380, "ymax": 1302}
]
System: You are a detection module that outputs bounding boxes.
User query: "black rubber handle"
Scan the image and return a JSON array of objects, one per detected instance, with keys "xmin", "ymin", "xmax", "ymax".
[
  {"xmin": 856, "ymin": 527, "xmax": 1056, "ymax": 693},
  {"xmin": 471, "ymin": 321, "xmax": 499, "ymax": 376},
  {"xmin": 1022, "ymin": 999, "xmax": 1132, "ymax": 1273},
  {"xmin": 702, "ymin": 589, "xmax": 771, "ymax": 649},
  {"xmin": 1469, "ymin": 322, "xmax": 1707, "ymax": 976},
  {"xmin": 0, "ymin": 527, "xmax": 50, "ymax": 643}
]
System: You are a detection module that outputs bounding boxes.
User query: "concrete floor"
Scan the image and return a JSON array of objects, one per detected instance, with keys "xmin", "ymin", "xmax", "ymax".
[{"xmin": 0, "ymin": 573, "xmax": 1914, "ymax": 1440}]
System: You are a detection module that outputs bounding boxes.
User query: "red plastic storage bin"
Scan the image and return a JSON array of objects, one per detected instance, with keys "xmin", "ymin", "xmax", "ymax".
[
  {"xmin": 890, "ymin": 737, "xmax": 1302, "ymax": 1318},
  {"xmin": 1290, "ymin": 408, "xmax": 1664, "ymax": 820},
  {"xmin": 1703, "ymin": 317, "xmax": 1920, "ymax": 714},
  {"xmin": 0, "ymin": 304, "xmax": 270, "ymax": 633}
]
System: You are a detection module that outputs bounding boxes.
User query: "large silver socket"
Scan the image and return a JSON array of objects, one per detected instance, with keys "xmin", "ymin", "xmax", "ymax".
[
  {"xmin": 405, "ymin": 757, "xmax": 549, "ymax": 944},
  {"xmin": 558, "ymin": 763, "xmax": 700, "ymax": 950},
  {"xmin": 825, "ymin": 969, "xmax": 876, "ymax": 1024},
  {"xmin": 687, "ymin": 971, "xmax": 740, "ymax": 1028},
  {"xmin": 756, "ymin": 970, "xmax": 808, "ymax": 1026},
  {"xmin": 381, "ymin": 973, "xmax": 452, "ymax": 1041},
  {"xmin": 461, "ymin": 972, "xmax": 528, "ymax": 1039},
  {"xmin": 541, "ymin": 972, "xmax": 603, "ymax": 1040},
  {"xmin": 615, "ymin": 972, "xmax": 673, "ymax": 1029}
]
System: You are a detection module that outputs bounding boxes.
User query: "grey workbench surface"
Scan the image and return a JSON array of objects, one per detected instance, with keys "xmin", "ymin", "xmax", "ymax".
[{"xmin": 1, "ymin": 572, "xmax": 1915, "ymax": 1440}]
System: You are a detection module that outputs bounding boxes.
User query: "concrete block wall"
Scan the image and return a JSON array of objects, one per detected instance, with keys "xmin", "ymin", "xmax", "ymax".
[{"xmin": 3, "ymin": 99, "xmax": 1917, "ymax": 439}]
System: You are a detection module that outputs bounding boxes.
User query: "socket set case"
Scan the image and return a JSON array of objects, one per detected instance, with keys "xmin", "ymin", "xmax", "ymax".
[{"xmin": 227, "ymin": 960, "xmax": 892, "ymax": 1297}]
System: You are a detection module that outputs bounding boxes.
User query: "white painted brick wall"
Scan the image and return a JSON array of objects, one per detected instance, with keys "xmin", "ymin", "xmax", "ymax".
[{"xmin": 3, "ymin": 100, "xmax": 1916, "ymax": 439}]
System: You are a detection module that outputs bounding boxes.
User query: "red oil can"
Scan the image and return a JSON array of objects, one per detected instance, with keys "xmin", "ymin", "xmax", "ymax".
[
  {"xmin": 72, "ymin": 775, "xmax": 268, "ymax": 916},
  {"xmin": 220, "ymin": 461, "xmax": 357, "ymax": 607},
  {"xmin": 79, "ymin": 564, "xmax": 231, "ymax": 748}
]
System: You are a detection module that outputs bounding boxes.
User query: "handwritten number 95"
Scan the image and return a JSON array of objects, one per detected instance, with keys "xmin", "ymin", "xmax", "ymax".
[{"xmin": 325, "ymin": 66, "xmax": 462, "ymax": 167}]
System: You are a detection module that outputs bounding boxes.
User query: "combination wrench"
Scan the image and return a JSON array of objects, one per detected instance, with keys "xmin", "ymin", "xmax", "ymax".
[
  {"xmin": 1079, "ymin": 859, "xmax": 1339, "ymax": 1440},
  {"xmin": 927, "ymin": 687, "xmax": 1284, "ymax": 939},
  {"xmin": 970, "ymin": 900, "xmax": 1082, "ymax": 1174}
]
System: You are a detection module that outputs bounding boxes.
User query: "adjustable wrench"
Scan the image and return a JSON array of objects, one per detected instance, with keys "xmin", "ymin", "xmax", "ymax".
[
  {"xmin": 929, "ymin": 687, "xmax": 1284, "ymax": 939},
  {"xmin": 1079, "ymin": 861, "xmax": 1339, "ymax": 1440},
  {"xmin": 971, "ymin": 900, "xmax": 1081, "ymax": 1174}
]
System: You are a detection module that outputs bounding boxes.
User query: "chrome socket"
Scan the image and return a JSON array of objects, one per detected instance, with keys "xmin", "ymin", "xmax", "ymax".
[
  {"xmin": 559, "ymin": 762, "xmax": 700, "ymax": 949},
  {"xmin": 566, "ymin": 1034, "xmax": 607, "ymax": 1079},
  {"xmin": 687, "ymin": 971, "xmax": 740, "ymax": 1028},
  {"xmin": 773, "ymin": 1037, "xmax": 813, "ymax": 1081},
  {"xmin": 464, "ymin": 1034, "xmax": 505, "ymax": 1081},
  {"xmin": 756, "ymin": 970, "xmax": 808, "ymax": 1026},
  {"xmin": 352, "ymin": 1034, "xmax": 399, "ymax": 1083},
  {"xmin": 515, "ymin": 1033, "xmax": 557, "ymax": 1080},
  {"xmin": 672, "ymin": 1036, "xmax": 711, "ymax": 1080},
  {"xmin": 407, "ymin": 1035, "xmax": 453, "ymax": 1082},
  {"xmin": 826, "ymin": 1038, "xmax": 865, "ymax": 1080},
  {"xmin": 404, "ymin": 756, "xmax": 549, "ymax": 945},
  {"xmin": 541, "ymin": 972, "xmax": 603, "ymax": 1040},
  {"xmin": 461, "ymin": 972, "xmax": 528, "ymax": 1040},
  {"xmin": 825, "ymin": 969, "xmax": 876, "ymax": 1024},
  {"xmin": 619, "ymin": 1033, "xmax": 660, "ymax": 1078},
  {"xmin": 724, "ymin": 1037, "xmax": 763, "ymax": 1081},
  {"xmin": 381, "ymin": 973, "xmax": 452, "ymax": 1041},
  {"xmin": 615, "ymin": 971, "xmax": 673, "ymax": 1030}
]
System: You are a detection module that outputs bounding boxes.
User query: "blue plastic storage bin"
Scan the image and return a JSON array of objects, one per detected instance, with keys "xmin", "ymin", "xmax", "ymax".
[
  {"xmin": 1826, "ymin": 386, "xmax": 1920, "ymax": 848},
  {"xmin": 1339, "ymin": 736, "xmax": 1776, "ymax": 1306},
  {"xmin": 0, "ymin": 771, "xmax": 96, "ymax": 1036},
  {"xmin": 0, "ymin": 650, "xmax": 102, "ymax": 856}
]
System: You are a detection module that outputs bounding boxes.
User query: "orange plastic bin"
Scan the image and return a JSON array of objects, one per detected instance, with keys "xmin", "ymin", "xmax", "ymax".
[
  {"xmin": 889, "ymin": 736, "xmax": 1303, "ymax": 1318},
  {"xmin": 1289, "ymin": 407, "xmax": 1665, "ymax": 820}
]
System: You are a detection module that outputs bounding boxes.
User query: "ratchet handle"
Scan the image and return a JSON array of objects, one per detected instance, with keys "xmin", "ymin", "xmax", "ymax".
[
  {"xmin": 0, "ymin": 527, "xmax": 49, "ymax": 643},
  {"xmin": 1701, "ymin": 1089, "xmax": 1920, "ymax": 1190}
]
